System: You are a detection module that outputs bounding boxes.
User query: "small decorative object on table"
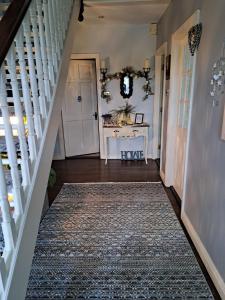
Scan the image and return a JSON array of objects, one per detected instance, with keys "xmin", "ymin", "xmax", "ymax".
[
  {"xmin": 135, "ymin": 113, "xmax": 144, "ymax": 124},
  {"xmin": 111, "ymin": 102, "xmax": 135, "ymax": 126},
  {"xmin": 102, "ymin": 114, "xmax": 112, "ymax": 125}
]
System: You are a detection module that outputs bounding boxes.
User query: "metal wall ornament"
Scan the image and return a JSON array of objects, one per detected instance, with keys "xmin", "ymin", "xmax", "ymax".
[
  {"xmin": 210, "ymin": 42, "xmax": 225, "ymax": 106},
  {"xmin": 188, "ymin": 23, "xmax": 202, "ymax": 56}
]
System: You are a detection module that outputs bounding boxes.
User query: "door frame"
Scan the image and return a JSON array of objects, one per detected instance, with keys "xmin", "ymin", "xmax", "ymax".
[
  {"xmin": 154, "ymin": 42, "xmax": 167, "ymax": 181},
  {"xmin": 166, "ymin": 10, "xmax": 200, "ymax": 197},
  {"xmin": 62, "ymin": 53, "xmax": 102, "ymax": 157}
]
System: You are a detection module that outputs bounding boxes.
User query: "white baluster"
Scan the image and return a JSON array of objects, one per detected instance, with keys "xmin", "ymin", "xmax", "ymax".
[
  {"xmin": 47, "ymin": 0, "xmax": 58, "ymax": 73},
  {"xmin": 0, "ymin": 256, "xmax": 6, "ymax": 290},
  {"xmin": 0, "ymin": 157, "xmax": 16, "ymax": 253},
  {"xmin": 6, "ymin": 46, "xmax": 31, "ymax": 187},
  {"xmin": 0, "ymin": 68, "xmax": 24, "ymax": 222},
  {"xmin": 23, "ymin": 15, "xmax": 43, "ymax": 139},
  {"xmin": 36, "ymin": 0, "xmax": 51, "ymax": 102},
  {"xmin": 56, "ymin": 0, "xmax": 63, "ymax": 53},
  {"xmin": 15, "ymin": 29, "xmax": 38, "ymax": 161},
  {"xmin": 43, "ymin": 0, "xmax": 55, "ymax": 85},
  {"xmin": 61, "ymin": 1, "xmax": 66, "ymax": 41},
  {"xmin": 50, "ymin": 0, "xmax": 59, "ymax": 65},
  {"xmin": 29, "ymin": 1, "xmax": 47, "ymax": 119}
]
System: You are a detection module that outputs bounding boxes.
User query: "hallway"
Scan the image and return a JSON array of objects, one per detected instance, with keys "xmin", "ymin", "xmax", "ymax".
[{"xmin": 25, "ymin": 159, "xmax": 219, "ymax": 299}]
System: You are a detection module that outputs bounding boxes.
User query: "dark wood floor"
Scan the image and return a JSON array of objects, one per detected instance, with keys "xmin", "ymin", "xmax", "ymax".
[{"xmin": 48, "ymin": 158, "xmax": 221, "ymax": 300}]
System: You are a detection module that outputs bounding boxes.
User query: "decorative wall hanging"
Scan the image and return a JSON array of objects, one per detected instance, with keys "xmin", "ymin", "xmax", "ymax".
[
  {"xmin": 188, "ymin": 23, "xmax": 202, "ymax": 56},
  {"xmin": 120, "ymin": 72, "xmax": 133, "ymax": 99},
  {"xmin": 100, "ymin": 62, "xmax": 153, "ymax": 102},
  {"xmin": 210, "ymin": 42, "xmax": 225, "ymax": 105}
]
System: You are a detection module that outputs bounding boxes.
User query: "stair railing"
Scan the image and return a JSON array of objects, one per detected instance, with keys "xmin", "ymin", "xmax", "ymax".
[{"xmin": 0, "ymin": 0, "xmax": 74, "ymax": 298}]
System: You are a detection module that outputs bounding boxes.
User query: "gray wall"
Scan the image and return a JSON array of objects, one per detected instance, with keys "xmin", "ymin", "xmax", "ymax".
[{"xmin": 157, "ymin": 0, "xmax": 225, "ymax": 283}]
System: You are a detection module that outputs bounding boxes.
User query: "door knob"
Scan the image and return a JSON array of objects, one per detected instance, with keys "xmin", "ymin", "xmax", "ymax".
[
  {"xmin": 93, "ymin": 112, "xmax": 98, "ymax": 120},
  {"xmin": 77, "ymin": 96, "xmax": 82, "ymax": 102}
]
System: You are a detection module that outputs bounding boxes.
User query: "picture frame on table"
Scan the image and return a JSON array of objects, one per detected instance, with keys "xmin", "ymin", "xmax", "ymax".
[{"xmin": 135, "ymin": 113, "xmax": 144, "ymax": 124}]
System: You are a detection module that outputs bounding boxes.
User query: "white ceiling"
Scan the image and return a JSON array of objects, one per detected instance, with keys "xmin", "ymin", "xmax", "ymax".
[{"xmin": 83, "ymin": 0, "xmax": 171, "ymax": 25}]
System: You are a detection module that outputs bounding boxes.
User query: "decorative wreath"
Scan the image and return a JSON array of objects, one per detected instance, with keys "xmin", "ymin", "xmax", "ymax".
[{"xmin": 100, "ymin": 66, "xmax": 153, "ymax": 102}]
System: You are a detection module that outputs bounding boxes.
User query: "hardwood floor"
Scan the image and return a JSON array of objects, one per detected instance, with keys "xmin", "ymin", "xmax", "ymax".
[
  {"xmin": 48, "ymin": 158, "xmax": 161, "ymax": 205},
  {"xmin": 48, "ymin": 158, "xmax": 221, "ymax": 300}
]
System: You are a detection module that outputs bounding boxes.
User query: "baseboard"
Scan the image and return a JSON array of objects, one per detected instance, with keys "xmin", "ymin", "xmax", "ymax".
[{"xmin": 181, "ymin": 211, "xmax": 225, "ymax": 299}]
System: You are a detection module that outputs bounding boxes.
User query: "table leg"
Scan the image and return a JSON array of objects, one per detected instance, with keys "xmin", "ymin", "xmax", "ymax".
[
  {"xmin": 104, "ymin": 136, "xmax": 108, "ymax": 165},
  {"xmin": 144, "ymin": 135, "xmax": 148, "ymax": 165}
]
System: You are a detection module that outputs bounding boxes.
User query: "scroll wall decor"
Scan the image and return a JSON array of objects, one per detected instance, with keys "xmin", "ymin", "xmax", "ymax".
[
  {"xmin": 210, "ymin": 42, "xmax": 225, "ymax": 105},
  {"xmin": 188, "ymin": 23, "xmax": 202, "ymax": 56},
  {"xmin": 100, "ymin": 64, "xmax": 153, "ymax": 103}
]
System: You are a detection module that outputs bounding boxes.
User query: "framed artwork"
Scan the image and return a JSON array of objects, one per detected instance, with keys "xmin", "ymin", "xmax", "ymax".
[
  {"xmin": 135, "ymin": 113, "xmax": 144, "ymax": 124},
  {"xmin": 166, "ymin": 54, "xmax": 171, "ymax": 80}
]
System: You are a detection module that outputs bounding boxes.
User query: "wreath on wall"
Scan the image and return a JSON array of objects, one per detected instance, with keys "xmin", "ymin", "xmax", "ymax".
[{"xmin": 100, "ymin": 66, "xmax": 153, "ymax": 102}]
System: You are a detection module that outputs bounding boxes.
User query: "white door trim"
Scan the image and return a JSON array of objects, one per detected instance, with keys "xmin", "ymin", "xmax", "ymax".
[
  {"xmin": 53, "ymin": 113, "xmax": 66, "ymax": 160},
  {"xmin": 165, "ymin": 10, "xmax": 200, "ymax": 191},
  {"xmin": 70, "ymin": 53, "xmax": 103, "ymax": 158},
  {"xmin": 154, "ymin": 42, "xmax": 167, "ymax": 181}
]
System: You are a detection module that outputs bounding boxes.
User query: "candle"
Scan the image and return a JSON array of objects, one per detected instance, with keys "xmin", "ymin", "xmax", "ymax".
[
  {"xmin": 144, "ymin": 58, "xmax": 150, "ymax": 69},
  {"xmin": 101, "ymin": 59, "xmax": 106, "ymax": 69}
]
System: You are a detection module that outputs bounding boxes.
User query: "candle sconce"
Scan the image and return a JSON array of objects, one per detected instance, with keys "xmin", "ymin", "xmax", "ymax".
[{"xmin": 100, "ymin": 59, "xmax": 153, "ymax": 102}]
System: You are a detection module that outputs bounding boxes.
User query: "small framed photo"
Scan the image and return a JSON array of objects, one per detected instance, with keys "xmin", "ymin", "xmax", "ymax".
[{"xmin": 135, "ymin": 113, "xmax": 144, "ymax": 124}]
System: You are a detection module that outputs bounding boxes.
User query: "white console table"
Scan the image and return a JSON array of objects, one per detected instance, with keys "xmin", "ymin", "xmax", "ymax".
[{"xmin": 103, "ymin": 124, "xmax": 149, "ymax": 165}]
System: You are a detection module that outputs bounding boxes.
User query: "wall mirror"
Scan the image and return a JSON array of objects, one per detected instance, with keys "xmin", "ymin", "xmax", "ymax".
[{"xmin": 120, "ymin": 73, "xmax": 133, "ymax": 99}]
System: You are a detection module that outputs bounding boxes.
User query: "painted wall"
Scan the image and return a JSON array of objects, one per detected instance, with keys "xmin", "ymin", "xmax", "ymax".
[
  {"xmin": 72, "ymin": 23, "xmax": 156, "ymax": 158},
  {"xmin": 157, "ymin": 0, "xmax": 225, "ymax": 292}
]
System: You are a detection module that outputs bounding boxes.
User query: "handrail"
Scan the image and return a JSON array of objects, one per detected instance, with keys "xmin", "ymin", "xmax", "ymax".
[{"xmin": 0, "ymin": 0, "xmax": 31, "ymax": 67}]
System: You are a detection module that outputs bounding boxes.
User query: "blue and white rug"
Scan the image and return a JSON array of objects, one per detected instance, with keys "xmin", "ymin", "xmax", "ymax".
[{"xmin": 26, "ymin": 183, "xmax": 213, "ymax": 299}]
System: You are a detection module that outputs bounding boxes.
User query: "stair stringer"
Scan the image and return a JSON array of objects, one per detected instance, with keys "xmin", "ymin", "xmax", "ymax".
[{"xmin": 3, "ymin": 2, "xmax": 79, "ymax": 299}]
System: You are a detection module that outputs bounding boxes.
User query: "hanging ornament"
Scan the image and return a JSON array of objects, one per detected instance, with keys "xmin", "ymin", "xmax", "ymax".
[
  {"xmin": 210, "ymin": 42, "xmax": 225, "ymax": 105},
  {"xmin": 188, "ymin": 23, "xmax": 202, "ymax": 56}
]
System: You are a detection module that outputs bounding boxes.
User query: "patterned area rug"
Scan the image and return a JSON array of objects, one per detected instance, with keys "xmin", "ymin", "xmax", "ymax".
[{"xmin": 26, "ymin": 183, "xmax": 213, "ymax": 299}]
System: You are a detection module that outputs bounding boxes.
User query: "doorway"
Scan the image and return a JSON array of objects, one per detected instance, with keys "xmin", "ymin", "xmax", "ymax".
[
  {"xmin": 62, "ymin": 59, "xmax": 100, "ymax": 157},
  {"xmin": 165, "ymin": 10, "xmax": 199, "ymax": 200},
  {"xmin": 173, "ymin": 41, "xmax": 194, "ymax": 198},
  {"xmin": 154, "ymin": 43, "xmax": 167, "ymax": 182}
]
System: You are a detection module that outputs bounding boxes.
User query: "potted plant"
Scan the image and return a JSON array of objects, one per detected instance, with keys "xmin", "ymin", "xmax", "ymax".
[{"xmin": 111, "ymin": 102, "xmax": 135, "ymax": 125}]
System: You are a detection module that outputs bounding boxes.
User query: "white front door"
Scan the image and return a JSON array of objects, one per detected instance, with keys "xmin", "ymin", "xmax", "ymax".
[
  {"xmin": 62, "ymin": 60, "xmax": 99, "ymax": 157},
  {"xmin": 174, "ymin": 42, "xmax": 194, "ymax": 198}
]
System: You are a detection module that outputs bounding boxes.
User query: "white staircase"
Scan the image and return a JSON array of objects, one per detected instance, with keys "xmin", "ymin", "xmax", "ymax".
[{"xmin": 0, "ymin": 0, "xmax": 78, "ymax": 299}]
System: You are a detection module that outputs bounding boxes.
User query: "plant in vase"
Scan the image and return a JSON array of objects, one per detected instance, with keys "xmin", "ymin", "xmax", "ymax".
[{"xmin": 111, "ymin": 102, "xmax": 135, "ymax": 126}]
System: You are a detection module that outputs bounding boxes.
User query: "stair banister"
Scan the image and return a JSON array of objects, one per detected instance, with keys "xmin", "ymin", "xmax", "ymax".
[{"xmin": 0, "ymin": 0, "xmax": 76, "ymax": 298}]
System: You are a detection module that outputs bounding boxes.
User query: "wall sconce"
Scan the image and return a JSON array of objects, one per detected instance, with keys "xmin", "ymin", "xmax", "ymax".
[
  {"xmin": 143, "ymin": 58, "xmax": 150, "ymax": 79},
  {"xmin": 100, "ymin": 59, "xmax": 107, "ymax": 81}
]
